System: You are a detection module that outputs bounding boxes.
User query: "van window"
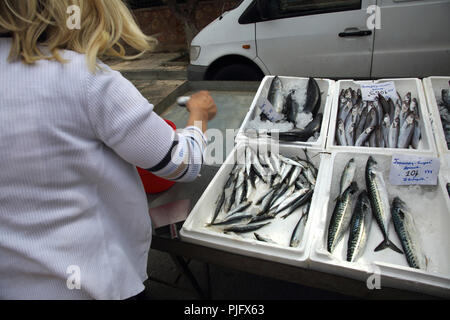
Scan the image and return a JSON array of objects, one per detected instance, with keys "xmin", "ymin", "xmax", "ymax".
[
  {"xmin": 279, "ymin": 0, "xmax": 361, "ymax": 15},
  {"xmin": 239, "ymin": 0, "xmax": 361, "ymax": 23}
]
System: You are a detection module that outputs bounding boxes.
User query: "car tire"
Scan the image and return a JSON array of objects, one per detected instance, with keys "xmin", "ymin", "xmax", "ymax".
[{"xmin": 211, "ymin": 63, "xmax": 264, "ymax": 81}]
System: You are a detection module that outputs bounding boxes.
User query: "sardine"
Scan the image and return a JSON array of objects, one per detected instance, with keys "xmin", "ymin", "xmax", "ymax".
[
  {"xmin": 391, "ymin": 197, "xmax": 426, "ymax": 269},
  {"xmin": 276, "ymin": 188, "xmax": 310, "ymax": 215},
  {"xmin": 290, "ymin": 202, "xmax": 310, "ymax": 247},
  {"xmin": 347, "ymin": 191, "xmax": 372, "ymax": 262},
  {"xmin": 411, "ymin": 117, "xmax": 421, "ymax": 149},
  {"xmin": 365, "ymin": 157, "xmax": 402, "ymax": 253},
  {"xmin": 340, "ymin": 158, "xmax": 356, "ymax": 196},
  {"xmin": 254, "ymin": 233, "xmax": 277, "ymax": 244},
  {"xmin": 327, "ymin": 182, "xmax": 359, "ymax": 253},
  {"xmin": 225, "ymin": 201, "xmax": 252, "ymax": 218},
  {"xmin": 388, "ymin": 117, "xmax": 400, "ymax": 149},
  {"xmin": 281, "ymin": 189, "xmax": 313, "ymax": 219},
  {"xmin": 223, "ymin": 222, "xmax": 271, "ymax": 234},
  {"xmin": 212, "ymin": 191, "xmax": 226, "ymax": 224},
  {"xmin": 210, "ymin": 213, "xmax": 254, "ymax": 226}
]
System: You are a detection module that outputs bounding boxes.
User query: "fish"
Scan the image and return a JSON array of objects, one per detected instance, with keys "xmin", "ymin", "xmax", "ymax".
[
  {"xmin": 391, "ymin": 197, "xmax": 426, "ymax": 269},
  {"xmin": 347, "ymin": 191, "xmax": 372, "ymax": 262},
  {"xmin": 388, "ymin": 117, "xmax": 400, "ymax": 148},
  {"xmin": 290, "ymin": 202, "xmax": 310, "ymax": 247},
  {"xmin": 442, "ymin": 89, "xmax": 450, "ymax": 109},
  {"xmin": 288, "ymin": 166, "xmax": 303, "ymax": 187},
  {"xmin": 303, "ymin": 77, "xmax": 322, "ymax": 117},
  {"xmin": 267, "ymin": 76, "xmax": 285, "ymax": 114},
  {"xmin": 225, "ymin": 201, "xmax": 252, "ymax": 218},
  {"xmin": 339, "ymin": 158, "xmax": 356, "ymax": 196},
  {"xmin": 254, "ymin": 233, "xmax": 277, "ymax": 244},
  {"xmin": 345, "ymin": 122, "xmax": 356, "ymax": 146},
  {"xmin": 397, "ymin": 113, "xmax": 415, "ymax": 148},
  {"xmin": 276, "ymin": 188, "xmax": 310, "ymax": 215},
  {"xmin": 212, "ymin": 191, "xmax": 226, "ymax": 224},
  {"xmin": 410, "ymin": 116, "xmax": 421, "ymax": 149},
  {"xmin": 223, "ymin": 222, "xmax": 271, "ymax": 234},
  {"xmin": 269, "ymin": 113, "xmax": 323, "ymax": 142},
  {"xmin": 285, "ymin": 90, "xmax": 300, "ymax": 123},
  {"xmin": 327, "ymin": 182, "xmax": 359, "ymax": 253},
  {"xmin": 209, "ymin": 213, "xmax": 254, "ymax": 226},
  {"xmin": 336, "ymin": 119, "xmax": 347, "ymax": 146},
  {"xmin": 281, "ymin": 189, "xmax": 313, "ymax": 219},
  {"xmin": 355, "ymin": 126, "xmax": 375, "ymax": 147},
  {"xmin": 365, "ymin": 156, "xmax": 402, "ymax": 253}
]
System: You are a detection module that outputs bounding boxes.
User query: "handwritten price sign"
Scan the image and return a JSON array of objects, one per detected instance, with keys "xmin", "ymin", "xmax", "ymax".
[
  {"xmin": 359, "ymin": 81, "xmax": 398, "ymax": 101},
  {"xmin": 389, "ymin": 154, "xmax": 440, "ymax": 186}
]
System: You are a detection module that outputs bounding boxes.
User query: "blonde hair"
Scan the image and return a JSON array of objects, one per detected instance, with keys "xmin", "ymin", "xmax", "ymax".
[{"xmin": 0, "ymin": 0, "xmax": 156, "ymax": 72}]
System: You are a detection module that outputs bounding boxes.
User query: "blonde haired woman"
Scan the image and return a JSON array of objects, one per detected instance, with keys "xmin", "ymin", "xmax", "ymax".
[{"xmin": 0, "ymin": 0, "xmax": 216, "ymax": 299}]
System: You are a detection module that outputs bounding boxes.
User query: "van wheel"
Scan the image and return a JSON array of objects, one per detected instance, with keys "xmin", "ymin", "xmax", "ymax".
[{"xmin": 211, "ymin": 64, "xmax": 264, "ymax": 81}]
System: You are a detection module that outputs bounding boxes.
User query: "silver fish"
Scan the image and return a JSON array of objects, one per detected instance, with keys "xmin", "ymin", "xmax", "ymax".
[
  {"xmin": 275, "ymin": 188, "xmax": 310, "ymax": 215},
  {"xmin": 388, "ymin": 117, "xmax": 400, "ymax": 149},
  {"xmin": 411, "ymin": 117, "xmax": 421, "ymax": 149},
  {"xmin": 224, "ymin": 222, "xmax": 271, "ymax": 234},
  {"xmin": 355, "ymin": 126, "xmax": 375, "ymax": 147},
  {"xmin": 281, "ymin": 189, "xmax": 314, "ymax": 219},
  {"xmin": 347, "ymin": 191, "xmax": 372, "ymax": 262},
  {"xmin": 391, "ymin": 197, "xmax": 426, "ymax": 269},
  {"xmin": 327, "ymin": 182, "xmax": 359, "ymax": 253},
  {"xmin": 340, "ymin": 158, "xmax": 356, "ymax": 196},
  {"xmin": 225, "ymin": 201, "xmax": 252, "ymax": 218},
  {"xmin": 365, "ymin": 157, "xmax": 402, "ymax": 253},
  {"xmin": 336, "ymin": 119, "xmax": 347, "ymax": 146},
  {"xmin": 397, "ymin": 114, "xmax": 415, "ymax": 148},
  {"xmin": 290, "ymin": 202, "xmax": 310, "ymax": 248},
  {"xmin": 254, "ymin": 233, "xmax": 277, "ymax": 244},
  {"xmin": 288, "ymin": 166, "xmax": 303, "ymax": 187},
  {"xmin": 210, "ymin": 212, "xmax": 254, "ymax": 226}
]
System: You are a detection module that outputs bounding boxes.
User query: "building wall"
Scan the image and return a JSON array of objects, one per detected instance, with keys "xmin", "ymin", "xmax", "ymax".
[{"xmin": 132, "ymin": 1, "xmax": 240, "ymax": 52}]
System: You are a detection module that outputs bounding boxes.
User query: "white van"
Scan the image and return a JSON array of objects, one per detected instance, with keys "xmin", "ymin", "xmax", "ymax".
[{"xmin": 188, "ymin": 0, "xmax": 450, "ymax": 81}]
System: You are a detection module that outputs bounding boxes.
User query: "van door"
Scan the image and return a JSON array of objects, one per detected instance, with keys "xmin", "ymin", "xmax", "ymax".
[
  {"xmin": 254, "ymin": 0, "xmax": 376, "ymax": 78},
  {"xmin": 371, "ymin": 0, "xmax": 450, "ymax": 78}
]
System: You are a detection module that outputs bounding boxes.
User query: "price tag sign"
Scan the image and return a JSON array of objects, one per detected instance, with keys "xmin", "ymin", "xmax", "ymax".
[
  {"xmin": 389, "ymin": 154, "xmax": 440, "ymax": 186},
  {"xmin": 359, "ymin": 81, "xmax": 398, "ymax": 101},
  {"xmin": 256, "ymin": 96, "xmax": 283, "ymax": 122}
]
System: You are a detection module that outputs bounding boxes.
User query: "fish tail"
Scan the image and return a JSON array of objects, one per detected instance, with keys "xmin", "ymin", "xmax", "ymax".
[{"xmin": 374, "ymin": 238, "xmax": 403, "ymax": 254}]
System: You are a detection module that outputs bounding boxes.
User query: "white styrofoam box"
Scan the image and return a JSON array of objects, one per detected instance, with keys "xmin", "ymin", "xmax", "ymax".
[
  {"xmin": 235, "ymin": 76, "xmax": 335, "ymax": 150},
  {"xmin": 180, "ymin": 139, "xmax": 330, "ymax": 268},
  {"xmin": 423, "ymin": 77, "xmax": 450, "ymax": 170},
  {"xmin": 326, "ymin": 78, "xmax": 437, "ymax": 156},
  {"xmin": 309, "ymin": 151, "xmax": 450, "ymax": 298}
]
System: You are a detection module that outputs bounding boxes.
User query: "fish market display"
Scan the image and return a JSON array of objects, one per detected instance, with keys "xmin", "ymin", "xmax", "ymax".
[
  {"xmin": 209, "ymin": 146, "xmax": 318, "ymax": 248},
  {"xmin": 326, "ymin": 157, "xmax": 407, "ymax": 263},
  {"xmin": 335, "ymin": 86, "xmax": 422, "ymax": 149},
  {"xmin": 437, "ymin": 83, "xmax": 450, "ymax": 149},
  {"xmin": 391, "ymin": 197, "xmax": 427, "ymax": 270},
  {"xmin": 248, "ymin": 76, "xmax": 323, "ymax": 142}
]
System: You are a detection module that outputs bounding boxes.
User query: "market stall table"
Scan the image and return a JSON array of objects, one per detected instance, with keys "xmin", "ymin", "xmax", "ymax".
[{"xmin": 147, "ymin": 166, "xmax": 439, "ymax": 300}]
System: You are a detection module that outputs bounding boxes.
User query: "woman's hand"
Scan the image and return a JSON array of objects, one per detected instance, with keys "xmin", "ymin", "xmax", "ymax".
[{"xmin": 186, "ymin": 91, "xmax": 217, "ymax": 132}]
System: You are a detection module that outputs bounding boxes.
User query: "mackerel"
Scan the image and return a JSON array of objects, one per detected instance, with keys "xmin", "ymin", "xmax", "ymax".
[
  {"xmin": 391, "ymin": 197, "xmax": 426, "ymax": 269},
  {"xmin": 339, "ymin": 158, "xmax": 356, "ymax": 196},
  {"xmin": 327, "ymin": 182, "xmax": 358, "ymax": 253},
  {"xmin": 347, "ymin": 191, "xmax": 372, "ymax": 262},
  {"xmin": 365, "ymin": 156, "xmax": 402, "ymax": 253}
]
